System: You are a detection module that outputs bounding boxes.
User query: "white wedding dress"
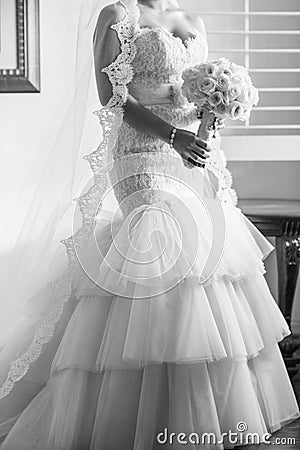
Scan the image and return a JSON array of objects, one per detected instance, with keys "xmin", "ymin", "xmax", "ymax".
[{"xmin": 0, "ymin": 7, "xmax": 299, "ymax": 450}]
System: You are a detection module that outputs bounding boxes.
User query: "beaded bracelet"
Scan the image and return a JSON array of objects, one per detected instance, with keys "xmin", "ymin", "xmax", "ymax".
[{"xmin": 169, "ymin": 126, "xmax": 177, "ymax": 148}]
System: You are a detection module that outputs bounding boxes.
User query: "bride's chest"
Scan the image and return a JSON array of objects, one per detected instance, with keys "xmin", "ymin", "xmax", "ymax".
[{"xmin": 131, "ymin": 28, "xmax": 208, "ymax": 85}]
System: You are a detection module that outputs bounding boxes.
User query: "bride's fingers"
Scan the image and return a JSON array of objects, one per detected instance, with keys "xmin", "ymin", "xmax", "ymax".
[
  {"xmin": 189, "ymin": 151, "xmax": 208, "ymax": 164},
  {"xmin": 181, "ymin": 151, "xmax": 201, "ymax": 168},
  {"xmin": 194, "ymin": 137, "xmax": 211, "ymax": 152},
  {"xmin": 187, "ymin": 157, "xmax": 206, "ymax": 168},
  {"xmin": 182, "ymin": 150, "xmax": 207, "ymax": 168},
  {"xmin": 182, "ymin": 158, "xmax": 195, "ymax": 169},
  {"xmin": 189, "ymin": 144, "xmax": 209, "ymax": 159}
]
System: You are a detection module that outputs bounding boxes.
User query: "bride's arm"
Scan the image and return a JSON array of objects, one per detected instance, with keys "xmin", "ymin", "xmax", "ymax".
[{"xmin": 93, "ymin": 4, "xmax": 210, "ymax": 165}]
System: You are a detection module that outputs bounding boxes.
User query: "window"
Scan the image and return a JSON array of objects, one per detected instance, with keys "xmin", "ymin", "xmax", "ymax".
[{"xmin": 201, "ymin": 0, "xmax": 300, "ymax": 136}]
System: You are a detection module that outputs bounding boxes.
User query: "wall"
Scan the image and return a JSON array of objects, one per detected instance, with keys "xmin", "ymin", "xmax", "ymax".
[
  {"xmin": 229, "ymin": 161, "xmax": 300, "ymax": 332},
  {"xmin": 0, "ymin": 0, "xmax": 82, "ymax": 228},
  {"xmin": 228, "ymin": 161, "xmax": 300, "ymax": 200}
]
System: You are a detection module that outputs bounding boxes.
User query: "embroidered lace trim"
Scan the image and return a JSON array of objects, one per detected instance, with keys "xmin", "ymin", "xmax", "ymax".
[
  {"xmin": 208, "ymin": 137, "xmax": 238, "ymax": 206},
  {"xmin": 0, "ymin": 2, "xmax": 138, "ymax": 400}
]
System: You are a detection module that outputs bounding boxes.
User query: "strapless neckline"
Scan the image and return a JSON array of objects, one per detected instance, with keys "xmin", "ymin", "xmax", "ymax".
[{"xmin": 137, "ymin": 25, "xmax": 203, "ymax": 50}]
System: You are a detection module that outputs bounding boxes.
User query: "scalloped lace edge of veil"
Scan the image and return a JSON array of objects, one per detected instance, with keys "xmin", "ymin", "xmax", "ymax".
[{"xmin": 0, "ymin": 0, "xmax": 139, "ymax": 400}]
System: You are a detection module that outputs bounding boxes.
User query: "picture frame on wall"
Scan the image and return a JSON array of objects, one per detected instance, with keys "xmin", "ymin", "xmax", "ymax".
[{"xmin": 0, "ymin": 0, "xmax": 40, "ymax": 93}]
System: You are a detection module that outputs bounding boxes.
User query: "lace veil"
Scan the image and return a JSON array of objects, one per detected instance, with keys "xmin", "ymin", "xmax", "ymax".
[{"xmin": 0, "ymin": 0, "xmax": 149, "ymax": 399}]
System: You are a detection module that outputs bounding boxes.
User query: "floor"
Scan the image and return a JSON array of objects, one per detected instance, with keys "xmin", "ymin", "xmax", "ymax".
[
  {"xmin": 237, "ymin": 371, "xmax": 300, "ymax": 449},
  {"xmin": 237, "ymin": 420, "xmax": 300, "ymax": 449}
]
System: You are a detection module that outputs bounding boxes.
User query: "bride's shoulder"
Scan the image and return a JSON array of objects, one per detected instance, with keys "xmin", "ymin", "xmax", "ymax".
[
  {"xmin": 96, "ymin": 2, "xmax": 127, "ymax": 29},
  {"xmin": 173, "ymin": 9, "xmax": 206, "ymax": 37}
]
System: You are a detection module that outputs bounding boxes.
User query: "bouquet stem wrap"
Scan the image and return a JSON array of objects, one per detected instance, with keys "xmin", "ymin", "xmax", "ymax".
[{"xmin": 197, "ymin": 106, "xmax": 216, "ymax": 143}]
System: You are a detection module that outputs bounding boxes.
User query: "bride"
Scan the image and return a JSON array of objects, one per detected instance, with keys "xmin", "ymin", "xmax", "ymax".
[{"xmin": 0, "ymin": 0, "xmax": 299, "ymax": 448}]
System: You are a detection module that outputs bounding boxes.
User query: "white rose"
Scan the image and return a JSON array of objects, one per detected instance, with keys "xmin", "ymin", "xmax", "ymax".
[
  {"xmin": 229, "ymin": 101, "xmax": 244, "ymax": 120},
  {"xmin": 195, "ymin": 95, "xmax": 208, "ymax": 107},
  {"xmin": 182, "ymin": 67, "xmax": 200, "ymax": 81},
  {"xmin": 230, "ymin": 63, "xmax": 239, "ymax": 73},
  {"xmin": 249, "ymin": 86, "xmax": 259, "ymax": 106},
  {"xmin": 199, "ymin": 77, "xmax": 217, "ymax": 95},
  {"xmin": 196, "ymin": 64, "xmax": 208, "ymax": 78},
  {"xmin": 222, "ymin": 91, "xmax": 231, "ymax": 106},
  {"xmin": 215, "ymin": 58, "xmax": 231, "ymax": 70},
  {"xmin": 208, "ymin": 91, "xmax": 223, "ymax": 107},
  {"xmin": 231, "ymin": 74, "xmax": 243, "ymax": 85},
  {"xmin": 228, "ymin": 85, "xmax": 241, "ymax": 101},
  {"xmin": 217, "ymin": 74, "xmax": 231, "ymax": 91},
  {"xmin": 237, "ymin": 88, "xmax": 251, "ymax": 104},
  {"xmin": 205, "ymin": 63, "xmax": 219, "ymax": 78},
  {"xmin": 216, "ymin": 102, "xmax": 228, "ymax": 118},
  {"xmin": 240, "ymin": 107, "xmax": 251, "ymax": 121},
  {"xmin": 223, "ymin": 68, "xmax": 233, "ymax": 78},
  {"xmin": 231, "ymin": 63, "xmax": 248, "ymax": 77},
  {"xmin": 182, "ymin": 79, "xmax": 208, "ymax": 106}
]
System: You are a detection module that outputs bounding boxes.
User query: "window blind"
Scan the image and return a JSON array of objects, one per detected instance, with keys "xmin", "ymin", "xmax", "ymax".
[{"xmin": 201, "ymin": 0, "xmax": 300, "ymax": 135}]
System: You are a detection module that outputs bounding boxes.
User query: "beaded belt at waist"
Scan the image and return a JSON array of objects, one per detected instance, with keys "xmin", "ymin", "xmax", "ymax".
[{"xmin": 130, "ymin": 83, "xmax": 185, "ymax": 106}]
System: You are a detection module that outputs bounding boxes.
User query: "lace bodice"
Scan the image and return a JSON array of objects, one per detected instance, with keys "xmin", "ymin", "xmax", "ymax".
[
  {"xmin": 131, "ymin": 27, "xmax": 208, "ymax": 90},
  {"xmin": 111, "ymin": 27, "xmax": 211, "ymax": 215},
  {"xmin": 111, "ymin": 24, "xmax": 237, "ymax": 216},
  {"xmin": 129, "ymin": 27, "xmax": 209, "ymax": 126}
]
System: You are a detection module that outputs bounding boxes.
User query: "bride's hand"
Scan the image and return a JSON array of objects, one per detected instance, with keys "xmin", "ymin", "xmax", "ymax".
[{"xmin": 173, "ymin": 129, "xmax": 211, "ymax": 169}]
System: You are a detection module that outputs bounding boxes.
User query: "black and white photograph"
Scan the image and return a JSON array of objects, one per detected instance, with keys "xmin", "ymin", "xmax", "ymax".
[{"xmin": 0, "ymin": 0, "xmax": 300, "ymax": 449}]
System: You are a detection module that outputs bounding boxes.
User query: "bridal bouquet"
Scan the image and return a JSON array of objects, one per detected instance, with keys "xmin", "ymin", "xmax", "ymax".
[{"xmin": 181, "ymin": 58, "xmax": 259, "ymax": 142}]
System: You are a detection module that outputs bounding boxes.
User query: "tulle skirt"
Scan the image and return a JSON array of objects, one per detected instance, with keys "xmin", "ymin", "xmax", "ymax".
[{"xmin": 0, "ymin": 195, "xmax": 299, "ymax": 449}]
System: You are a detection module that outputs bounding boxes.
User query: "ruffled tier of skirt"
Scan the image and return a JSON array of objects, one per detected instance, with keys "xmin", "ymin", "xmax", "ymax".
[
  {"xmin": 1, "ymin": 347, "xmax": 299, "ymax": 450},
  {"xmin": 0, "ymin": 198, "xmax": 299, "ymax": 449},
  {"xmin": 74, "ymin": 197, "xmax": 273, "ymax": 298},
  {"xmin": 53, "ymin": 275, "xmax": 289, "ymax": 371},
  {"xmin": 67, "ymin": 197, "xmax": 286, "ymax": 367}
]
